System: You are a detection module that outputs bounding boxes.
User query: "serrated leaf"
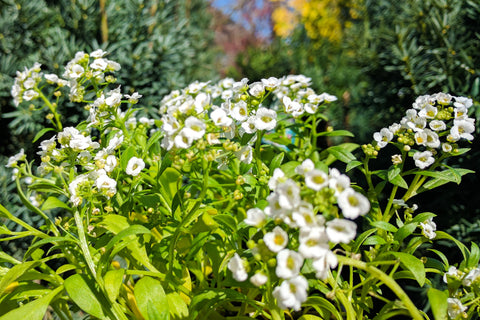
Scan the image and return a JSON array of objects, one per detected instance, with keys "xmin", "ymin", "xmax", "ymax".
[
  {"xmin": 390, "ymin": 252, "xmax": 425, "ymax": 286},
  {"xmin": 64, "ymin": 274, "xmax": 106, "ymax": 319},
  {"xmin": 134, "ymin": 276, "xmax": 169, "ymax": 320}
]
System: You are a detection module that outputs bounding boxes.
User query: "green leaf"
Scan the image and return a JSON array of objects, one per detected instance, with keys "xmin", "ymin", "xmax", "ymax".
[
  {"xmin": 0, "ymin": 286, "xmax": 63, "ymax": 320},
  {"xmin": 304, "ymin": 296, "xmax": 343, "ymax": 319},
  {"xmin": 134, "ymin": 276, "xmax": 169, "ymax": 320},
  {"xmin": 104, "ymin": 269, "xmax": 125, "ymax": 301},
  {"xmin": 389, "ymin": 252, "xmax": 425, "ymax": 286},
  {"xmin": 32, "ymin": 128, "xmax": 55, "ymax": 143},
  {"xmin": 64, "ymin": 274, "xmax": 106, "ymax": 319},
  {"xmin": 346, "ymin": 160, "xmax": 362, "ymax": 172},
  {"xmin": 370, "ymin": 221, "xmax": 398, "ymax": 232},
  {"xmin": 159, "ymin": 167, "xmax": 180, "ymax": 203},
  {"xmin": 167, "ymin": 292, "xmax": 189, "ymax": 320},
  {"xmin": 317, "ymin": 129, "xmax": 354, "ymax": 137},
  {"xmin": 428, "ymin": 249, "xmax": 449, "ymax": 268},
  {"xmin": 326, "ymin": 145, "xmax": 358, "ymax": 164},
  {"xmin": 363, "ymin": 235, "xmax": 387, "ymax": 245},
  {"xmin": 0, "ymin": 261, "xmax": 40, "ymax": 295},
  {"xmin": 388, "ymin": 172, "xmax": 408, "ymax": 189},
  {"xmin": 269, "ymin": 152, "xmax": 284, "ymax": 173},
  {"xmin": 427, "ymin": 288, "xmax": 448, "ymax": 320},
  {"xmin": 55, "ymin": 264, "xmax": 77, "ymax": 275},
  {"xmin": 434, "ymin": 231, "xmax": 468, "ymax": 261},
  {"xmin": 105, "ymin": 224, "xmax": 151, "ymax": 253},
  {"xmin": 394, "ymin": 223, "xmax": 418, "ymax": 243},
  {"xmin": 120, "ymin": 146, "xmax": 137, "ymax": 170},
  {"xmin": 280, "ymin": 161, "xmax": 300, "ymax": 176},
  {"xmin": 40, "ymin": 197, "xmax": 71, "ymax": 212},
  {"xmin": 467, "ymin": 242, "xmax": 480, "ymax": 268},
  {"xmin": 146, "ymin": 129, "xmax": 164, "ymax": 151},
  {"xmin": 352, "ymin": 229, "xmax": 377, "ymax": 252},
  {"xmin": 411, "ymin": 212, "xmax": 437, "ymax": 223}
]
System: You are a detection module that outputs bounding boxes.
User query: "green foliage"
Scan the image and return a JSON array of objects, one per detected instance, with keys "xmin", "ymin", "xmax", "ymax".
[{"xmin": 0, "ymin": 0, "xmax": 218, "ymax": 155}]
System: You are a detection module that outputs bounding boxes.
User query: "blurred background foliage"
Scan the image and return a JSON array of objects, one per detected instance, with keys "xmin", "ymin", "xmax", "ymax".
[{"xmin": 1, "ymin": 0, "xmax": 480, "ymax": 253}]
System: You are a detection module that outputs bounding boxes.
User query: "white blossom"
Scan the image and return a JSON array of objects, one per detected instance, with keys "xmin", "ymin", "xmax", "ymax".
[
  {"xmin": 273, "ymin": 276, "xmax": 308, "ymax": 311},
  {"xmin": 264, "ymin": 226, "xmax": 289, "ymax": 253},
  {"xmin": 254, "ymin": 107, "xmax": 277, "ymax": 131},
  {"xmin": 126, "ymin": 157, "xmax": 145, "ymax": 176},
  {"xmin": 413, "ymin": 151, "xmax": 435, "ymax": 169},
  {"xmin": 275, "ymin": 249, "xmax": 304, "ymax": 279},
  {"xmin": 228, "ymin": 253, "xmax": 248, "ymax": 282},
  {"xmin": 326, "ymin": 218, "xmax": 357, "ymax": 244},
  {"xmin": 337, "ymin": 188, "xmax": 370, "ymax": 219}
]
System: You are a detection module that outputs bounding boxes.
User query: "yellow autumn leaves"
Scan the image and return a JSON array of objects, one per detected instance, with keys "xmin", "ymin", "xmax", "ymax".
[{"xmin": 270, "ymin": 0, "xmax": 364, "ymax": 44}]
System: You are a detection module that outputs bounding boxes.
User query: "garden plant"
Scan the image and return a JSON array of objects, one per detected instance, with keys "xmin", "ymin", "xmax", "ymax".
[{"xmin": 1, "ymin": 49, "xmax": 479, "ymax": 319}]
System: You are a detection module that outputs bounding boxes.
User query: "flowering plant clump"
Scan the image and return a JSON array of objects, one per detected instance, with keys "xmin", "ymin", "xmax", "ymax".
[{"xmin": 1, "ymin": 50, "xmax": 478, "ymax": 319}]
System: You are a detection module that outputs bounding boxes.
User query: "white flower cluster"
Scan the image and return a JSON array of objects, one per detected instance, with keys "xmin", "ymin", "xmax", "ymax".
[
  {"xmin": 373, "ymin": 93, "xmax": 475, "ymax": 169},
  {"xmin": 442, "ymin": 264, "xmax": 480, "ymax": 319},
  {"xmin": 63, "ymin": 49, "xmax": 121, "ymax": 102},
  {"xmin": 158, "ymin": 75, "xmax": 337, "ymax": 171},
  {"xmin": 229, "ymin": 159, "xmax": 370, "ymax": 311},
  {"xmin": 11, "ymin": 62, "xmax": 44, "ymax": 107}
]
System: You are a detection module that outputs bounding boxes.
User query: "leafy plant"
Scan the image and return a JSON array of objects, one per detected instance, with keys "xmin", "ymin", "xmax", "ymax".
[{"xmin": 0, "ymin": 48, "xmax": 478, "ymax": 319}]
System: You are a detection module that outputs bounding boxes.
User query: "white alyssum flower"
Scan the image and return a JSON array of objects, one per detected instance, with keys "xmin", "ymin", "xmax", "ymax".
[
  {"xmin": 228, "ymin": 253, "xmax": 248, "ymax": 282},
  {"xmin": 413, "ymin": 151, "xmax": 435, "ymax": 169},
  {"xmin": 268, "ymin": 168, "xmax": 286, "ymax": 190},
  {"xmin": 447, "ymin": 298, "xmax": 467, "ymax": 319},
  {"xmin": 276, "ymin": 179, "xmax": 301, "ymax": 210},
  {"xmin": 373, "ymin": 128, "xmax": 394, "ymax": 148},
  {"xmin": 429, "ymin": 120, "xmax": 446, "ymax": 131},
  {"xmin": 326, "ymin": 218, "xmax": 357, "ymax": 244},
  {"xmin": 230, "ymin": 101, "xmax": 248, "ymax": 121},
  {"xmin": 124, "ymin": 92, "xmax": 142, "ymax": 104},
  {"xmin": 275, "ymin": 249, "xmax": 304, "ymax": 279},
  {"xmin": 295, "ymin": 159, "xmax": 315, "ymax": 175},
  {"xmin": 241, "ymin": 116, "xmax": 257, "ymax": 134},
  {"xmin": 68, "ymin": 174, "xmax": 89, "ymax": 206},
  {"xmin": 126, "ymin": 157, "xmax": 145, "ymax": 176},
  {"xmin": 462, "ymin": 268, "xmax": 480, "ymax": 287},
  {"xmin": 250, "ymin": 272, "xmax": 268, "ymax": 287},
  {"xmin": 419, "ymin": 218, "xmax": 436, "ymax": 239},
  {"xmin": 6, "ymin": 149, "xmax": 26, "ymax": 168},
  {"xmin": 298, "ymin": 226, "xmax": 329, "ymax": 259},
  {"xmin": 104, "ymin": 155, "xmax": 118, "ymax": 172},
  {"xmin": 95, "ymin": 173, "xmax": 117, "ymax": 198},
  {"xmin": 183, "ymin": 116, "xmax": 206, "ymax": 140},
  {"xmin": 320, "ymin": 93, "xmax": 337, "ymax": 102},
  {"xmin": 249, "ymin": 81, "xmax": 265, "ymax": 98},
  {"xmin": 312, "ymin": 249, "xmax": 338, "ymax": 280},
  {"xmin": 254, "ymin": 107, "xmax": 277, "ymax": 131},
  {"xmin": 174, "ymin": 129, "xmax": 194, "ymax": 149},
  {"xmin": 304, "ymin": 169, "xmax": 329, "ymax": 191},
  {"xmin": 273, "ymin": 275, "xmax": 308, "ymax": 311},
  {"xmin": 261, "ymin": 77, "xmax": 279, "ymax": 90},
  {"xmin": 450, "ymin": 118, "xmax": 475, "ymax": 141},
  {"xmin": 264, "ymin": 226, "xmax": 289, "ymax": 253},
  {"xmin": 337, "ymin": 188, "xmax": 370, "ymax": 219},
  {"xmin": 443, "ymin": 266, "xmax": 464, "ymax": 284},
  {"xmin": 23, "ymin": 89, "xmax": 39, "ymax": 101},
  {"xmin": 236, "ymin": 145, "xmax": 253, "ymax": 164},
  {"xmin": 244, "ymin": 208, "xmax": 266, "ymax": 228},
  {"xmin": 210, "ymin": 108, "xmax": 232, "ymax": 127}
]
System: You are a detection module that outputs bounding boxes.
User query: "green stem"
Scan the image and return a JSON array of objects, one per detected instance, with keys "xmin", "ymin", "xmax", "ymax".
[
  {"xmin": 15, "ymin": 177, "xmax": 59, "ymax": 236},
  {"xmin": 337, "ymin": 255, "xmax": 424, "ymax": 320},
  {"xmin": 383, "ymin": 185, "xmax": 399, "ymax": 222},
  {"xmin": 37, "ymin": 89, "xmax": 63, "ymax": 131},
  {"xmin": 255, "ymin": 130, "xmax": 264, "ymax": 175}
]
